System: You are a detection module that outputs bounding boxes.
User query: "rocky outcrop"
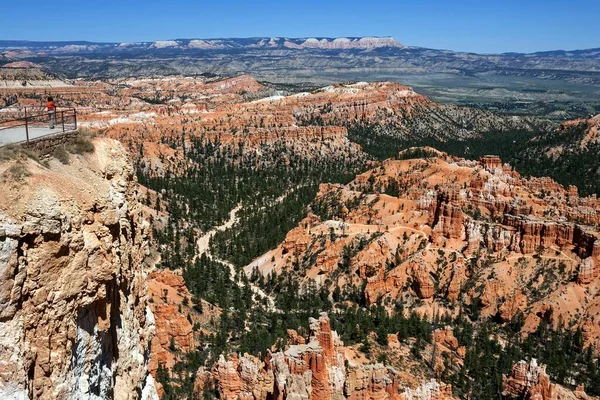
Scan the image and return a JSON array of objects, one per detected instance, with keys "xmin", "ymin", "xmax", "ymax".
[
  {"xmin": 0, "ymin": 139, "xmax": 156, "ymax": 399},
  {"xmin": 277, "ymin": 313, "xmax": 346, "ymax": 399},
  {"xmin": 499, "ymin": 290, "xmax": 528, "ymax": 322},
  {"xmin": 479, "ymin": 156, "xmax": 503, "ymax": 171},
  {"xmin": 345, "ymin": 363, "xmax": 400, "ymax": 400},
  {"xmin": 146, "ymin": 268, "xmax": 222, "ymax": 396},
  {"xmin": 413, "ymin": 267, "xmax": 435, "ymax": 300},
  {"xmin": 430, "ymin": 194, "xmax": 599, "ymax": 260},
  {"xmin": 287, "ymin": 329, "xmax": 306, "ymax": 345},
  {"xmin": 503, "ymin": 359, "xmax": 552, "ymax": 400},
  {"xmin": 212, "ymin": 353, "xmax": 274, "ymax": 400},
  {"xmin": 433, "ymin": 328, "xmax": 458, "ymax": 351},
  {"xmin": 281, "ymin": 216, "xmax": 317, "ymax": 257},
  {"xmin": 501, "ymin": 359, "xmax": 590, "ymax": 400},
  {"xmin": 577, "ymin": 258, "xmax": 599, "ymax": 285},
  {"xmin": 431, "ymin": 202, "xmax": 464, "ymax": 241},
  {"xmin": 400, "ymin": 380, "xmax": 454, "ymax": 400},
  {"xmin": 212, "ymin": 314, "xmax": 401, "ymax": 400},
  {"xmin": 147, "ymin": 270, "xmax": 195, "ymax": 377}
]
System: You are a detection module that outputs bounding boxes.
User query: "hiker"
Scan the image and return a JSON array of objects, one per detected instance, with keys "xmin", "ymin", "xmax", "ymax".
[{"xmin": 47, "ymin": 96, "xmax": 56, "ymax": 129}]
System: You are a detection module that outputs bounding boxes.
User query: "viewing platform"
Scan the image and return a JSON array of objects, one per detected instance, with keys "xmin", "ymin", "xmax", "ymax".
[{"xmin": 0, "ymin": 108, "xmax": 77, "ymax": 147}]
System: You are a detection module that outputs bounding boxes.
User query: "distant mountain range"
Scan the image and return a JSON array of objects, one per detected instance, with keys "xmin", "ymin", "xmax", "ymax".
[
  {"xmin": 0, "ymin": 37, "xmax": 406, "ymax": 52},
  {"xmin": 1, "ymin": 37, "xmax": 599, "ymax": 57}
]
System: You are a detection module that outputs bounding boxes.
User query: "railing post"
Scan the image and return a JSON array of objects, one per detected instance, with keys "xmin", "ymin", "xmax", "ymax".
[
  {"xmin": 73, "ymin": 108, "xmax": 77, "ymax": 130},
  {"xmin": 24, "ymin": 107, "xmax": 29, "ymax": 143},
  {"xmin": 61, "ymin": 111, "xmax": 65, "ymax": 132}
]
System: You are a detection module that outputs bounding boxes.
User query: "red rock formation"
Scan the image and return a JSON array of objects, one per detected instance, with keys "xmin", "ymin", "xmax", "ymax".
[
  {"xmin": 413, "ymin": 267, "xmax": 435, "ymax": 300},
  {"xmin": 346, "ymin": 363, "xmax": 401, "ymax": 400},
  {"xmin": 400, "ymin": 380, "xmax": 455, "ymax": 400},
  {"xmin": 146, "ymin": 268, "xmax": 221, "ymax": 396},
  {"xmin": 480, "ymin": 155, "xmax": 503, "ymax": 171},
  {"xmin": 480, "ymin": 280, "xmax": 503, "ymax": 317},
  {"xmin": 433, "ymin": 328, "xmax": 459, "ymax": 351},
  {"xmin": 431, "ymin": 202, "xmax": 464, "ymax": 241},
  {"xmin": 147, "ymin": 270, "xmax": 195, "ymax": 381},
  {"xmin": 577, "ymin": 258, "xmax": 599, "ymax": 285},
  {"xmin": 212, "ymin": 353, "xmax": 275, "ymax": 400},
  {"xmin": 210, "ymin": 314, "xmax": 402, "ymax": 400},
  {"xmin": 529, "ymin": 374, "xmax": 553, "ymax": 400},
  {"xmin": 446, "ymin": 267, "xmax": 465, "ymax": 302},
  {"xmin": 558, "ymin": 115, "xmax": 600, "ymax": 149},
  {"xmin": 499, "ymin": 290, "xmax": 528, "ymax": 322},
  {"xmin": 282, "ymin": 217, "xmax": 317, "ymax": 256},
  {"xmin": 502, "ymin": 359, "xmax": 553, "ymax": 400},
  {"xmin": 311, "ymin": 315, "xmax": 336, "ymax": 362},
  {"xmin": 242, "ymin": 150, "xmax": 600, "ymax": 349},
  {"xmin": 279, "ymin": 313, "xmax": 345, "ymax": 399},
  {"xmin": 388, "ymin": 334, "xmax": 401, "ymax": 349},
  {"xmin": 287, "ymin": 329, "xmax": 306, "ymax": 345}
]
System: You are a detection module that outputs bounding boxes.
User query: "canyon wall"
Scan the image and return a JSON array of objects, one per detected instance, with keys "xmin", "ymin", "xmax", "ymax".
[{"xmin": 0, "ymin": 139, "xmax": 157, "ymax": 399}]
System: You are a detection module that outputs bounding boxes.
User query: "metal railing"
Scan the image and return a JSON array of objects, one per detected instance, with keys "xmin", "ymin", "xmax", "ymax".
[{"xmin": 0, "ymin": 108, "xmax": 77, "ymax": 146}]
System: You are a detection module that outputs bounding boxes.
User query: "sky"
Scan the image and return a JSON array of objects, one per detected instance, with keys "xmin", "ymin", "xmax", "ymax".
[{"xmin": 1, "ymin": 0, "xmax": 598, "ymax": 53}]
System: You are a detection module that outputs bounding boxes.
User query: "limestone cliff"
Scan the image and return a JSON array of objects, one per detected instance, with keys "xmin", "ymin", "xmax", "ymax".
[{"xmin": 0, "ymin": 139, "xmax": 157, "ymax": 399}]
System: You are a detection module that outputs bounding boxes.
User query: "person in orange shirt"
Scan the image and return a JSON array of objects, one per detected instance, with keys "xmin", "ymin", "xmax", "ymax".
[{"xmin": 47, "ymin": 96, "xmax": 56, "ymax": 129}]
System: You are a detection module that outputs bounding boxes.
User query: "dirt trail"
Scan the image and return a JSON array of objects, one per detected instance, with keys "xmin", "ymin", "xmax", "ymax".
[
  {"xmin": 196, "ymin": 205, "xmax": 241, "ymax": 256},
  {"xmin": 196, "ymin": 205, "xmax": 277, "ymax": 311}
]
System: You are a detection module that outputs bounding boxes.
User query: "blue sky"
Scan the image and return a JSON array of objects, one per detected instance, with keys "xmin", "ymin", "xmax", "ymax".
[{"xmin": 2, "ymin": 0, "xmax": 598, "ymax": 53}]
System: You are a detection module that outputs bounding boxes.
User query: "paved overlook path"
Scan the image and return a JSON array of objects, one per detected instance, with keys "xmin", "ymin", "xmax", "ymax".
[
  {"xmin": 0, "ymin": 126, "xmax": 76, "ymax": 146},
  {"xmin": 0, "ymin": 108, "xmax": 78, "ymax": 146}
]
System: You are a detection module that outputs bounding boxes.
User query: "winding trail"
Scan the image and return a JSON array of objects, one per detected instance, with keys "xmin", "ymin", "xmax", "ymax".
[
  {"xmin": 196, "ymin": 205, "xmax": 277, "ymax": 311},
  {"xmin": 196, "ymin": 205, "xmax": 241, "ymax": 256},
  {"xmin": 506, "ymin": 248, "xmax": 579, "ymax": 264}
]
